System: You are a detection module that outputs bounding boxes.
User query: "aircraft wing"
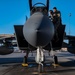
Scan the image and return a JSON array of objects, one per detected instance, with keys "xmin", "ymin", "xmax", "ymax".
[{"xmin": 63, "ymin": 35, "xmax": 75, "ymax": 54}]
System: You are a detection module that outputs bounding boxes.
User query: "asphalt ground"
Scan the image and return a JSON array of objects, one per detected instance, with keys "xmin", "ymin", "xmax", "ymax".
[{"xmin": 0, "ymin": 51, "xmax": 75, "ymax": 75}]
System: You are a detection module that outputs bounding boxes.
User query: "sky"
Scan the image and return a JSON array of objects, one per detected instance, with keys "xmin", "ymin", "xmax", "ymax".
[{"xmin": 0, "ymin": 0, "xmax": 75, "ymax": 36}]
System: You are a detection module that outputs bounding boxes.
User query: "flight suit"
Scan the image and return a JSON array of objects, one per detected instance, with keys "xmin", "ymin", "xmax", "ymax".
[
  {"xmin": 52, "ymin": 10, "xmax": 62, "ymax": 42},
  {"xmin": 53, "ymin": 10, "xmax": 62, "ymax": 29}
]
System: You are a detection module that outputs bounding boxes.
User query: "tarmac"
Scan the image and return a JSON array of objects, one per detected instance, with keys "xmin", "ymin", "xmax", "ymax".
[{"xmin": 0, "ymin": 50, "xmax": 75, "ymax": 75}]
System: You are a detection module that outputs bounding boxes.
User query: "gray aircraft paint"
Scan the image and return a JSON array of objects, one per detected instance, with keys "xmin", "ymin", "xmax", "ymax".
[{"xmin": 23, "ymin": 12, "xmax": 54, "ymax": 48}]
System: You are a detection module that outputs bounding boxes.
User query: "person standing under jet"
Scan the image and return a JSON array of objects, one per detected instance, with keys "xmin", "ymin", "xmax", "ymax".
[{"xmin": 53, "ymin": 7, "xmax": 62, "ymax": 29}]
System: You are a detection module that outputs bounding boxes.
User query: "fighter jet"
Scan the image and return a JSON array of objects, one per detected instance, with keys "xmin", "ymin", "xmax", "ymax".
[
  {"xmin": 1, "ymin": 0, "xmax": 75, "ymax": 73},
  {"xmin": 13, "ymin": 0, "xmax": 66, "ymax": 72}
]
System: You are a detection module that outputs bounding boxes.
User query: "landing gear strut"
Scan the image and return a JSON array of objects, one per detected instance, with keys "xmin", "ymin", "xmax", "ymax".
[
  {"xmin": 35, "ymin": 47, "xmax": 44, "ymax": 73},
  {"xmin": 50, "ymin": 42, "xmax": 59, "ymax": 68},
  {"xmin": 54, "ymin": 55, "xmax": 58, "ymax": 64},
  {"xmin": 53, "ymin": 55, "xmax": 59, "ymax": 68},
  {"xmin": 38, "ymin": 63, "xmax": 43, "ymax": 73},
  {"xmin": 22, "ymin": 51, "xmax": 29, "ymax": 67}
]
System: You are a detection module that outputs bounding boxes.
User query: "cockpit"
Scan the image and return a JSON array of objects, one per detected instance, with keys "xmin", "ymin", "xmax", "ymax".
[{"xmin": 30, "ymin": 3, "xmax": 48, "ymax": 15}]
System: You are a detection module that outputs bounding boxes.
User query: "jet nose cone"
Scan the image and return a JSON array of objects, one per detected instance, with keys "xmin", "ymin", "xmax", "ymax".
[{"xmin": 23, "ymin": 12, "xmax": 54, "ymax": 48}]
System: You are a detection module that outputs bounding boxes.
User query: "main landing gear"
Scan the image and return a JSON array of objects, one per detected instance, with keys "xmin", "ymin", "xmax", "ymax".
[{"xmin": 22, "ymin": 51, "xmax": 29, "ymax": 67}]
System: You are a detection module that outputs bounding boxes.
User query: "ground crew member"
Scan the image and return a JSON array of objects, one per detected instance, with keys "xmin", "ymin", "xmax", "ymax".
[{"xmin": 53, "ymin": 7, "xmax": 62, "ymax": 29}]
